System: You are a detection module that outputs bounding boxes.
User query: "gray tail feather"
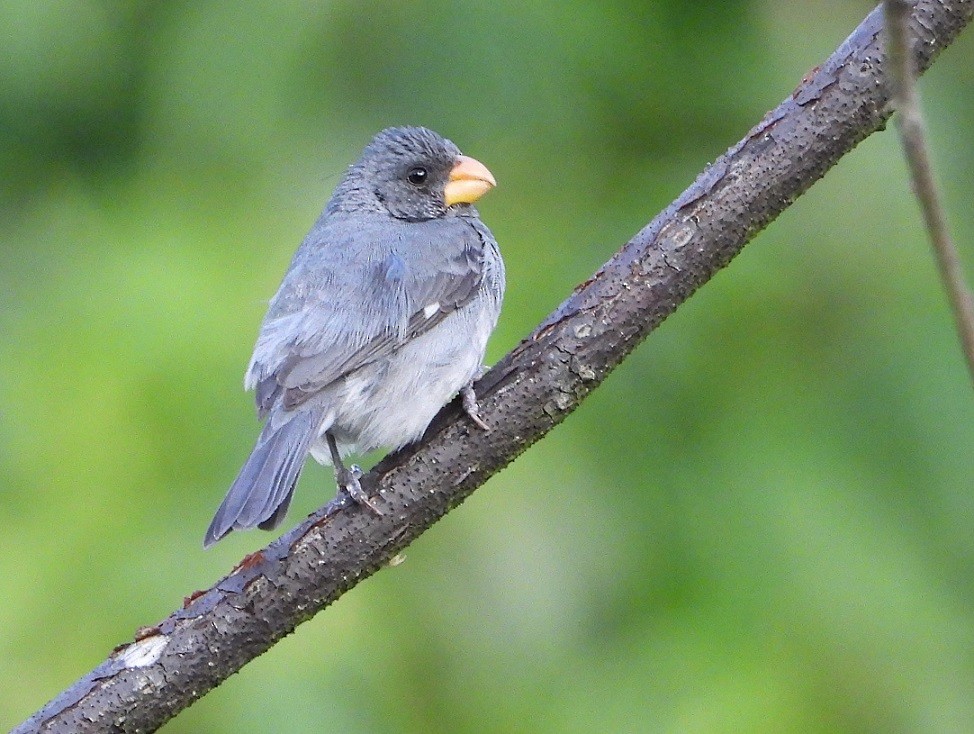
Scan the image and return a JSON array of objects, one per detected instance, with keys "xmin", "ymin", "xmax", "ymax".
[{"xmin": 204, "ymin": 409, "xmax": 321, "ymax": 548}]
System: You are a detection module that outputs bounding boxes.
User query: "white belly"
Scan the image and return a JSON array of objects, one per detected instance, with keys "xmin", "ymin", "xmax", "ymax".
[{"xmin": 307, "ymin": 297, "xmax": 495, "ymax": 464}]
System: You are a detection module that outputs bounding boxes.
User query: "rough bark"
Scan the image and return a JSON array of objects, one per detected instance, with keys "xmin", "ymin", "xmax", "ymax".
[{"xmin": 15, "ymin": 1, "xmax": 973, "ymax": 732}]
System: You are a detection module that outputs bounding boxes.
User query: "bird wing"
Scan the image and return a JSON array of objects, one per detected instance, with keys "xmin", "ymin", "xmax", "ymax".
[{"xmin": 247, "ymin": 216, "xmax": 489, "ymax": 417}]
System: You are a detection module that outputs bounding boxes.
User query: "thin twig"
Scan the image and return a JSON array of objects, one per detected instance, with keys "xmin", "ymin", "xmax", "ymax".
[{"xmin": 886, "ymin": 0, "xmax": 974, "ymax": 384}]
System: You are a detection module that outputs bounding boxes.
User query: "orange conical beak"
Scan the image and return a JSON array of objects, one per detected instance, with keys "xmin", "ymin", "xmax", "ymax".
[{"xmin": 444, "ymin": 155, "xmax": 496, "ymax": 206}]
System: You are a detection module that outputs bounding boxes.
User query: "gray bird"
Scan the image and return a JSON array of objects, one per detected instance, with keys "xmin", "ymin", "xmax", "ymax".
[{"xmin": 204, "ymin": 126, "xmax": 503, "ymax": 547}]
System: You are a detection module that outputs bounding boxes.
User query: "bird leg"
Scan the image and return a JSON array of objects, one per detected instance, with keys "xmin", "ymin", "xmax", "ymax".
[
  {"xmin": 460, "ymin": 380, "xmax": 490, "ymax": 431},
  {"xmin": 325, "ymin": 431, "xmax": 382, "ymax": 515}
]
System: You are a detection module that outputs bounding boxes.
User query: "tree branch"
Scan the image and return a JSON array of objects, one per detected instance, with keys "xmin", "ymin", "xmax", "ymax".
[
  {"xmin": 16, "ymin": 1, "xmax": 973, "ymax": 732},
  {"xmin": 886, "ymin": 0, "xmax": 974, "ymax": 384}
]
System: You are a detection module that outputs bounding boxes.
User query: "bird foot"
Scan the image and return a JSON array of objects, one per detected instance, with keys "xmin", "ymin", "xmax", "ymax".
[
  {"xmin": 336, "ymin": 463, "xmax": 383, "ymax": 515},
  {"xmin": 460, "ymin": 383, "xmax": 490, "ymax": 431}
]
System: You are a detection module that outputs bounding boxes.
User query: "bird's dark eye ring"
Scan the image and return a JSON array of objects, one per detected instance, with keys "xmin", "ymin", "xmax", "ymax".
[{"xmin": 406, "ymin": 167, "xmax": 428, "ymax": 186}]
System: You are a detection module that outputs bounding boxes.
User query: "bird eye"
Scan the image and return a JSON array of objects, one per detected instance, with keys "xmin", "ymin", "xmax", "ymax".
[{"xmin": 406, "ymin": 167, "xmax": 428, "ymax": 186}]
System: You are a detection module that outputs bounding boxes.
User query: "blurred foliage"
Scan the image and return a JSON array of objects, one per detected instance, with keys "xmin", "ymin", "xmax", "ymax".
[{"xmin": 2, "ymin": 1, "xmax": 973, "ymax": 732}]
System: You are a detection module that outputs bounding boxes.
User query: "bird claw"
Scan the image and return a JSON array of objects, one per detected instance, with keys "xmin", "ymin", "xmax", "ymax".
[
  {"xmin": 336, "ymin": 465, "xmax": 383, "ymax": 516},
  {"xmin": 460, "ymin": 383, "xmax": 490, "ymax": 431},
  {"xmin": 326, "ymin": 432, "xmax": 382, "ymax": 516}
]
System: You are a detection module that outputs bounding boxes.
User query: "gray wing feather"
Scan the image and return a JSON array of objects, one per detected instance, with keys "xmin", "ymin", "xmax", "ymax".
[{"xmin": 247, "ymin": 214, "xmax": 489, "ymax": 415}]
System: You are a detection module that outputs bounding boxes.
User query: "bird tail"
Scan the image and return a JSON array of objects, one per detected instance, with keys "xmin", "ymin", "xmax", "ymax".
[{"xmin": 204, "ymin": 409, "xmax": 322, "ymax": 548}]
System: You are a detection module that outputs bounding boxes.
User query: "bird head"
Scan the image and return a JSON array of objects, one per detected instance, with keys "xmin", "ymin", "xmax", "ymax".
[{"xmin": 331, "ymin": 126, "xmax": 496, "ymax": 222}]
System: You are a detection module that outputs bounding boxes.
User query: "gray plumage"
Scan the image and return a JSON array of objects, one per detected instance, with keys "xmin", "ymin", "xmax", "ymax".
[{"xmin": 204, "ymin": 126, "xmax": 504, "ymax": 547}]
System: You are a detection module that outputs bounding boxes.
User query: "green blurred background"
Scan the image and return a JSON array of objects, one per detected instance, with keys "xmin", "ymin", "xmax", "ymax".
[{"xmin": 2, "ymin": 1, "xmax": 973, "ymax": 732}]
